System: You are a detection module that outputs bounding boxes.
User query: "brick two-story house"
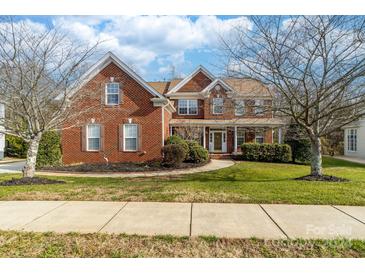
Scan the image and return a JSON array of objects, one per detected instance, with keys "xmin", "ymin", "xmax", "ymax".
[
  {"xmin": 150, "ymin": 66, "xmax": 286, "ymax": 156},
  {"xmin": 61, "ymin": 52, "xmax": 286, "ymax": 164}
]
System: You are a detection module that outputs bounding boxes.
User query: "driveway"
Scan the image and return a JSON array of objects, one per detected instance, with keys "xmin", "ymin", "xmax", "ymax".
[
  {"xmin": 0, "ymin": 160, "xmax": 25, "ymax": 173},
  {"xmin": 334, "ymin": 156, "xmax": 365, "ymax": 165},
  {"xmin": 0, "ymin": 201, "xmax": 364, "ymax": 239}
]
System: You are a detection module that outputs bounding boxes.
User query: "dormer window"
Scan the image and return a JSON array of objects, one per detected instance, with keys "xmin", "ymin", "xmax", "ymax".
[
  {"xmin": 105, "ymin": 82, "xmax": 120, "ymax": 105},
  {"xmin": 213, "ymin": 97, "xmax": 224, "ymax": 114}
]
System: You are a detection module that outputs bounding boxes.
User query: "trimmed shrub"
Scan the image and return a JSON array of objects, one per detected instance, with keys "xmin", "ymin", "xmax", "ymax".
[
  {"xmin": 5, "ymin": 135, "xmax": 28, "ymax": 158},
  {"xmin": 240, "ymin": 143, "xmax": 291, "ymax": 163},
  {"xmin": 36, "ymin": 131, "xmax": 62, "ymax": 168},
  {"xmin": 291, "ymin": 139, "xmax": 312, "ymax": 162},
  {"xmin": 161, "ymin": 144, "xmax": 186, "ymax": 167},
  {"xmin": 284, "ymin": 123, "xmax": 311, "ymax": 163},
  {"xmin": 165, "ymin": 135, "xmax": 189, "ymax": 159},
  {"xmin": 186, "ymin": 140, "xmax": 209, "ymax": 163}
]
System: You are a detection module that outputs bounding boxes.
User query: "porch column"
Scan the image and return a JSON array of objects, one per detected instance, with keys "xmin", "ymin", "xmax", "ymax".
[
  {"xmin": 278, "ymin": 127, "xmax": 282, "ymax": 144},
  {"xmin": 234, "ymin": 126, "xmax": 237, "ymax": 153},
  {"xmin": 169, "ymin": 126, "xmax": 173, "ymax": 136},
  {"xmin": 203, "ymin": 126, "xmax": 206, "ymax": 149}
]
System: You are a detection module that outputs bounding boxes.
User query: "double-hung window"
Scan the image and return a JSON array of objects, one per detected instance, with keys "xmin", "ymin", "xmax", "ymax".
[
  {"xmin": 178, "ymin": 99, "xmax": 198, "ymax": 115},
  {"xmin": 213, "ymin": 98, "xmax": 224, "ymax": 114},
  {"xmin": 235, "ymin": 100, "xmax": 245, "ymax": 116},
  {"xmin": 255, "ymin": 134, "xmax": 264, "ymax": 144},
  {"xmin": 254, "ymin": 99, "xmax": 264, "ymax": 115},
  {"xmin": 87, "ymin": 124, "xmax": 101, "ymax": 151},
  {"xmin": 105, "ymin": 82, "xmax": 120, "ymax": 105},
  {"xmin": 124, "ymin": 124, "xmax": 138, "ymax": 151},
  {"xmin": 237, "ymin": 129, "xmax": 245, "ymax": 147},
  {"xmin": 347, "ymin": 129, "xmax": 357, "ymax": 152}
]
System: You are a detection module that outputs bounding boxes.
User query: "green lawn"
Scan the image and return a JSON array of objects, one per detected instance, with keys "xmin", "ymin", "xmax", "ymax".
[
  {"xmin": 1, "ymin": 156, "xmax": 365, "ymax": 205},
  {"xmin": 0, "ymin": 230, "xmax": 364, "ymax": 257}
]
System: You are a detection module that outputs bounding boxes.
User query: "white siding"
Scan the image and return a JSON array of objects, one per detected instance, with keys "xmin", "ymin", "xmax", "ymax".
[
  {"xmin": 344, "ymin": 119, "xmax": 365, "ymax": 159},
  {"xmin": 0, "ymin": 104, "xmax": 4, "ymax": 159}
]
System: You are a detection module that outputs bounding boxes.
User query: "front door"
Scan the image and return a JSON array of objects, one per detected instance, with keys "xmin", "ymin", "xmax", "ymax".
[
  {"xmin": 214, "ymin": 132, "xmax": 222, "ymax": 151},
  {"xmin": 209, "ymin": 130, "xmax": 227, "ymax": 153}
]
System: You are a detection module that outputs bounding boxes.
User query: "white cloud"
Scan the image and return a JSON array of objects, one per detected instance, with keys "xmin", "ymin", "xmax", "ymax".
[
  {"xmin": 0, "ymin": 16, "xmax": 250, "ymax": 79},
  {"xmin": 51, "ymin": 15, "xmax": 251, "ymax": 77}
]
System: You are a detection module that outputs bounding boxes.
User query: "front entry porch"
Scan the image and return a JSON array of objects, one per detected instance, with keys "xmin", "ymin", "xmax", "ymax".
[{"xmin": 170, "ymin": 124, "xmax": 284, "ymax": 155}]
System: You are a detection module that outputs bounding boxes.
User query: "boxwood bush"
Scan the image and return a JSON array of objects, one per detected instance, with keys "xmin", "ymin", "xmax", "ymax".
[
  {"xmin": 165, "ymin": 135, "xmax": 189, "ymax": 159},
  {"xmin": 240, "ymin": 143, "xmax": 291, "ymax": 163},
  {"xmin": 186, "ymin": 140, "xmax": 209, "ymax": 163},
  {"xmin": 161, "ymin": 144, "xmax": 186, "ymax": 167}
]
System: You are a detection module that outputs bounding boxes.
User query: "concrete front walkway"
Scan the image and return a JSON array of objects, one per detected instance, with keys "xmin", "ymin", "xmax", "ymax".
[
  {"xmin": 34, "ymin": 159, "xmax": 234, "ymax": 178},
  {"xmin": 0, "ymin": 201, "xmax": 364, "ymax": 239}
]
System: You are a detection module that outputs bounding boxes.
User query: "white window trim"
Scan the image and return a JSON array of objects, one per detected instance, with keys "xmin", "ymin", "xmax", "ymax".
[
  {"xmin": 105, "ymin": 82, "xmax": 120, "ymax": 106},
  {"xmin": 86, "ymin": 124, "xmax": 101, "ymax": 152},
  {"xmin": 178, "ymin": 99, "xmax": 198, "ymax": 115},
  {"xmin": 235, "ymin": 100, "xmax": 245, "ymax": 116},
  {"xmin": 254, "ymin": 99, "xmax": 264, "ymax": 116},
  {"xmin": 123, "ymin": 124, "xmax": 138, "ymax": 152},
  {"xmin": 212, "ymin": 97, "xmax": 224, "ymax": 115},
  {"xmin": 237, "ymin": 130, "xmax": 245, "ymax": 147},
  {"xmin": 347, "ymin": 128, "xmax": 357, "ymax": 152}
]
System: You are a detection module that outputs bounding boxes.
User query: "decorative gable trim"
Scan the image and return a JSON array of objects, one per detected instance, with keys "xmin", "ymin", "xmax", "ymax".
[
  {"xmin": 166, "ymin": 65, "xmax": 215, "ymax": 95},
  {"xmin": 201, "ymin": 78, "xmax": 235, "ymax": 98}
]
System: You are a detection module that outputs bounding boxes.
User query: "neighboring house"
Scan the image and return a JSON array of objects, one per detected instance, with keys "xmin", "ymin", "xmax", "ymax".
[
  {"xmin": 343, "ymin": 118, "xmax": 365, "ymax": 159},
  {"xmin": 61, "ymin": 52, "xmax": 286, "ymax": 164},
  {"xmin": 0, "ymin": 103, "xmax": 4, "ymax": 160}
]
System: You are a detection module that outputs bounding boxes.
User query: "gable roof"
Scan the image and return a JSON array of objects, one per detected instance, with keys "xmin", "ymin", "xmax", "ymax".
[
  {"xmin": 166, "ymin": 65, "xmax": 215, "ymax": 95},
  {"xmin": 223, "ymin": 78, "xmax": 273, "ymax": 97},
  {"xmin": 168, "ymin": 79, "xmax": 183, "ymax": 91},
  {"xmin": 70, "ymin": 52, "xmax": 165, "ymax": 99},
  {"xmin": 147, "ymin": 81, "xmax": 170, "ymax": 95}
]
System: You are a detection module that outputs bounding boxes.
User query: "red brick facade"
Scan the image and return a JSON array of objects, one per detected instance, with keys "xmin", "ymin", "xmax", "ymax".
[
  {"xmin": 61, "ymin": 54, "xmax": 282, "ymax": 164},
  {"xmin": 170, "ymin": 73, "xmax": 277, "ymax": 154},
  {"xmin": 62, "ymin": 62, "xmax": 166, "ymax": 164},
  {"xmin": 177, "ymin": 71, "xmax": 212, "ymax": 92},
  {"xmin": 172, "ymin": 82, "xmax": 273, "ymax": 120}
]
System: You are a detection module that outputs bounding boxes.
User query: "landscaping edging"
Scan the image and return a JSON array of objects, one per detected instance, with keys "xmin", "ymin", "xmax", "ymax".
[
  {"xmin": 39, "ymin": 160, "xmax": 209, "ymax": 173},
  {"xmin": 35, "ymin": 159, "xmax": 235, "ymax": 178}
]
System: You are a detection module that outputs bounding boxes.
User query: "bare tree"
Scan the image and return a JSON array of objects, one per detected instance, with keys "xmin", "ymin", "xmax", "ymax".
[
  {"xmin": 221, "ymin": 16, "xmax": 365, "ymax": 176},
  {"xmin": 0, "ymin": 18, "xmax": 100, "ymax": 177}
]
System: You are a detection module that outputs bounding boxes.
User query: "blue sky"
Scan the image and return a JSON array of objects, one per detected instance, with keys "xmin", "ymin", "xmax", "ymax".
[{"xmin": 15, "ymin": 15, "xmax": 251, "ymax": 81}]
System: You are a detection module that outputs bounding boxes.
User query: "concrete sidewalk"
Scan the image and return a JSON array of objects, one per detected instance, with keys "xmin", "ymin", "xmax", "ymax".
[{"xmin": 1, "ymin": 201, "xmax": 364, "ymax": 239}]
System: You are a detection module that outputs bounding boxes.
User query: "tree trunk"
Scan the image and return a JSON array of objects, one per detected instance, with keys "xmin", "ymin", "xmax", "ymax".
[
  {"xmin": 23, "ymin": 133, "xmax": 42, "ymax": 178},
  {"xmin": 310, "ymin": 136, "xmax": 322, "ymax": 176}
]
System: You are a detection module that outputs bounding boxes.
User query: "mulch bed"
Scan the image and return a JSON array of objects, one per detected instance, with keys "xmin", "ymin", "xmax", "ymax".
[
  {"xmin": 295, "ymin": 175, "xmax": 349, "ymax": 182},
  {"xmin": 0, "ymin": 177, "xmax": 66, "ymax": 186},
  {"xmin": 39, "ymin": 161, "xmax": 209, "ymax": 173}
]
